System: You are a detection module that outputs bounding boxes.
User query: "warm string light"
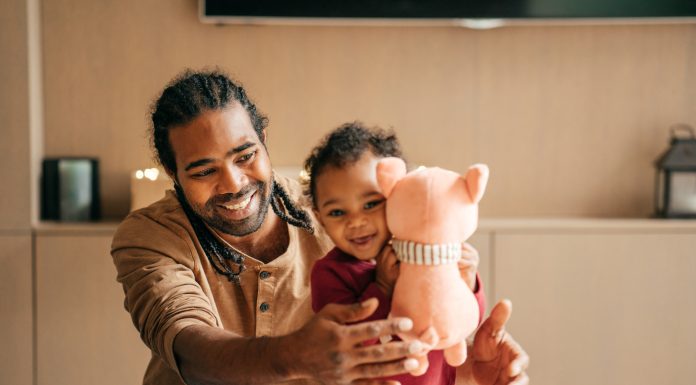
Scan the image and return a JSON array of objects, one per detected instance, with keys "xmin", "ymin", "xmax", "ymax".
[{"xmin": 134, "ymin": 168, "xmax": 160, "ymax": 181}]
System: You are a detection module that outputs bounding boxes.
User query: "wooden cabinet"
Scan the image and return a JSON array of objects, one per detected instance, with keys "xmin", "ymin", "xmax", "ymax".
[
  {"xmin": 490, "ymin": 224, "xmax": 696, "ymax": 385},
  {"xmin": 35, "ymin": 231, "xmax": 149, "ymax": 385},
  {"xmin": 0, "ymin": 234, "xmax": 33, "ymax": 385},
  {"xmin": 28, "ymin": 220, "xmax": 696, "ymax": 385}
]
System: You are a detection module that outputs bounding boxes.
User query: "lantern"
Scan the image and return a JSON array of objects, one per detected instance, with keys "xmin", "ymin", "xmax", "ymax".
[{"xmin": 654, "ymin": 124, "xmax": 696, "ymax": 218}]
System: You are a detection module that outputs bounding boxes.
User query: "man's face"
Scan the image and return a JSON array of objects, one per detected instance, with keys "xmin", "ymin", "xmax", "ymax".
[{"xmin": 168, "ymin": 103, "xmax": 273, "ymax": 237}]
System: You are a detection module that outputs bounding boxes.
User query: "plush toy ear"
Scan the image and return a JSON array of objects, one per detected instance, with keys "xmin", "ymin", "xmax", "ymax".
[
  {"xmin": 463, "ymin": 164, "xmax": 489, "ymax": 204},
  {"xmin": 376, "ymin": 157, "xmax": 407, "ymax": 198}
]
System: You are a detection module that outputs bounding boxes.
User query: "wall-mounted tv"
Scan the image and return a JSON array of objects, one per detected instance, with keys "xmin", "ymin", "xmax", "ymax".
[{"xmin": 200, "ymin": 0, "xmax": 696, "ymax": 27}]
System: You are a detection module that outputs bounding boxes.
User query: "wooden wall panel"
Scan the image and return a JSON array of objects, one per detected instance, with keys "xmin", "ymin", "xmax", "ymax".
[
  {"xmin": 0, "ymin": 234, "xmax": 33, "ymax": 385},
  {"xmin": 0, "ymin": 0, "xmax": 31, "ymax": 230},
  {"xmin": 40, "ymin": 0, "xmax": 696, "ymax": 219},
  {"xmin": 36, "ymin": 234, "xmax": 150, "ymax": 385}
]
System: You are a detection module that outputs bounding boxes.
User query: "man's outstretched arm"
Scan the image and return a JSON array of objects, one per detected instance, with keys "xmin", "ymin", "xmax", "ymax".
[{"xmin": 174, "ymin": 298, "xmax": 428, "ymax": 385}]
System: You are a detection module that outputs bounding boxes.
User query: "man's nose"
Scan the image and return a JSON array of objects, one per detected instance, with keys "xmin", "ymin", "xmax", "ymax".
[{"xmin": 217, "ymin": 163, "xmax": 247, "ymax": 194}]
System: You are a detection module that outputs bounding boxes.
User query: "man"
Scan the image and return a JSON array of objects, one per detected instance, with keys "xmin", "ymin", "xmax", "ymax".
[{"xmin": 111, "ymin": 69, "xmax": 529, "ymax": 385}]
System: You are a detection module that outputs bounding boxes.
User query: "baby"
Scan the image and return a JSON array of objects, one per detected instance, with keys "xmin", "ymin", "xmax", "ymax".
[{"xmin": 304, "ymin": 122, "xmax": 486, "ymax": 385}]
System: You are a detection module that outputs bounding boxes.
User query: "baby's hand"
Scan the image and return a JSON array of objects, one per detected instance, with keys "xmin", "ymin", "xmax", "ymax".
[
  {"xmin": 375, "ymin": 243, "xmax": 399, "ymax": 297},
  {"xmin": 458, "ymin": 242, "xmax": 480, "ymax": 291}
]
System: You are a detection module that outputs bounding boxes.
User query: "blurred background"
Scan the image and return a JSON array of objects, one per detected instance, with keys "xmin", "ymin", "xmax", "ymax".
[{"xmin": 1, "ymin": 1, "xmax": 695, "ymax": 385}]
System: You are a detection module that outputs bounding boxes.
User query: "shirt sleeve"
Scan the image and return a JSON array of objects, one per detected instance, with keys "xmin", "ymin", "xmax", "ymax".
[{"xmin": 110, "ymin": 213, "xmax": 218, "ymax": 379}]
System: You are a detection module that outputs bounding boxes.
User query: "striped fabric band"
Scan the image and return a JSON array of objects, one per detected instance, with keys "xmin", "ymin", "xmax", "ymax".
[{"xmin": 391, "ymin": 239, "xmax": 461, "ymax": 265}]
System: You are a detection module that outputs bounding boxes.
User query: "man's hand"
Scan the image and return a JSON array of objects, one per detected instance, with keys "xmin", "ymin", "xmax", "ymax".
[
  {"xmin": 287, "ymin": 298, "xmax": 428, "ymax": 384},
  {"xmin": 458, "ymin": 243, "xmax": 480, "ymax": 291},
  {"xmin": 457, "ymin": 299, "xmax": 530, "ymax": 385},
  {"xmin": 374, "ymin": 243, "xmax": 399, "ymax": 297}
]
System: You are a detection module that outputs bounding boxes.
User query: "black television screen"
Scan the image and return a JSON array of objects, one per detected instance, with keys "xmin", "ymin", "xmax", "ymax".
[{"xmin": 201, "ymin": 0, "xmax": 696, "ymax": 22}]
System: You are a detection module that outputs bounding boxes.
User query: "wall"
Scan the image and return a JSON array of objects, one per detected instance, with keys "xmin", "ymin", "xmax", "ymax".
[
  {"xmin": 40, "ymin": 1, "xmax": 696, "ymax": 220},
  {"xmin": 0, "ymin": 0, "xmax": 32, "ymax": 230},
  {"xmin": 1, "ymin": 0, "xmax": 34, "ymax": 383}
]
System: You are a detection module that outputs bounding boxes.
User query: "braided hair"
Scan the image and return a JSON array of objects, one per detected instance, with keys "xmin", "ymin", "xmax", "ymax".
[{"xmin": 151, "ymin": 69, "xmax": 313, "ymax": 284}]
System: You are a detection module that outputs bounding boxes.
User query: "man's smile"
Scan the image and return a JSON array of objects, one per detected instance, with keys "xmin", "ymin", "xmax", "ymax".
[{"xmin": 219, "ymin": 192, "xmax": 254, "ymax": 211}]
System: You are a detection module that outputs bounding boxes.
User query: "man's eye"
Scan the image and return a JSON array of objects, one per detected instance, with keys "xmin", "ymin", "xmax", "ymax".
[
  {"xmin": 327, "ymin": 209, "xmax": 344, "ymax": 217},
  {"xmin": 192, "ymin": 169, "xmax": 215, "ymax": 177},
  {"xmin": 238, "ymin": 151, "xmax": 256, "ymax": 163},
  {"xmin": 364, "ymin": 199, "xmax": 384, "ymax": 210}
]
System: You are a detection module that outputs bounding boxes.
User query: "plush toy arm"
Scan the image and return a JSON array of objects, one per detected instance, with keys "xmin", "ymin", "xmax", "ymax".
[{"xmin": 456, "ymin": 243, "xmax": 487, "ymax": 324}]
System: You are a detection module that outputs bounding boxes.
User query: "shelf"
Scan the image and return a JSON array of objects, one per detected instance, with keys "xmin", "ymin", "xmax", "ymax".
[
  {"xmin": 34, "ymin": 221, "xmax": 120, "ymax": 236},
  {"xmin": 478, "ymin": 218, "xmax": 696, "ymax": 233},
  {"xmin": 31, "ymin": 218, "xmax": 696, "ymax": 236}
]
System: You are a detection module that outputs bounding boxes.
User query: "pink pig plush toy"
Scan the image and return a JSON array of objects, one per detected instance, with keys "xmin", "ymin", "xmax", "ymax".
[{"xmin": 376, "ymin": 157, "xmax": 489, "ymax": 373}]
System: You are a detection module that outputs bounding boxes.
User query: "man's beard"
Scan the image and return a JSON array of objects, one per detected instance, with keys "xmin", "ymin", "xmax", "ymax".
[{"xmin": 190, "ymin": 180, "xmax": 272, "ymax": 237}]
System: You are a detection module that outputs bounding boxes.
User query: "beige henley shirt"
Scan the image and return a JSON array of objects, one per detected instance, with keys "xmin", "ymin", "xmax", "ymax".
[{"xmin": 111, "ymin": 176, "xmax": 333, "ymax": 385}]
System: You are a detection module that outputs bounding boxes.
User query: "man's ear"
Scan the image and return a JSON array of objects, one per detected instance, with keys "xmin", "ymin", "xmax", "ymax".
[
  {"xmin": 462, "ymin": 164, "xmax": 489, "ymax": 204},
  {"xmin": 376, "ymin": 157, "xmax": 407, "ymax": 198},
  {"xmin": 261, "ymin": 129, "xmax": 267, "ymax": 144}
]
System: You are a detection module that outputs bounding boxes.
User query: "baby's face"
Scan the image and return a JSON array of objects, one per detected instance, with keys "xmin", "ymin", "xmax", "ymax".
[{"xmin": 313, "ymin": 152, "xmax": 391, "ymax": 261}]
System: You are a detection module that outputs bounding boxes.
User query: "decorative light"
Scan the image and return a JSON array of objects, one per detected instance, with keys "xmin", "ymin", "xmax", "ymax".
[
  {"xmin": 144, "ymin": 168, "xmax": 160, "ymax": 181},
  {"xmin": 135, "ymin": 168, "xmax": 161, "ymax": 181},
  {"xmin": 654, "ymin": 124, "xmax": 696, "ymax": 218}
]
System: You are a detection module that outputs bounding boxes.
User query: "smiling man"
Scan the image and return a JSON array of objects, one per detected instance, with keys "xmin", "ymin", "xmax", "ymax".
[
  {"xmin": 110, "ymin": 69, "xmax": 529, "ymax": 385},
  {"xmin": 168, "ymin": 105, "xmax": 285, "ymax": 262}
]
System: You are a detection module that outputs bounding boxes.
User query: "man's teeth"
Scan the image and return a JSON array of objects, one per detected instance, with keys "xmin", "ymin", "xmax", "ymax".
[{"xmin": 223, "ymin": 195, "xmax": 252, "ymax": 210}]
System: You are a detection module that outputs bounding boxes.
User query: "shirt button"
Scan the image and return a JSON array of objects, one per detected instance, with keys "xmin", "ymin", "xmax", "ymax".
[
  {"xmin": 259, "ymin": 302, "xmax": 270, "ymax": 312},
  {"xmin": 259, "ymin": 271, "xmax": 271, "ymax": 279}
]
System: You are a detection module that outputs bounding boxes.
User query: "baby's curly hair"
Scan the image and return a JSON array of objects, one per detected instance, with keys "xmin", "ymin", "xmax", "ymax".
[{"xmin": 303, "ymin": 121, "xmax": 403, "ymax": 207}]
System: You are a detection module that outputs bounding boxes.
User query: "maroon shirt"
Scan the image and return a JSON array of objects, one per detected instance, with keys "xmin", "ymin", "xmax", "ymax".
[{"xmin": 311, "ymin": 247, "xmax": 487, "ymax": 385}]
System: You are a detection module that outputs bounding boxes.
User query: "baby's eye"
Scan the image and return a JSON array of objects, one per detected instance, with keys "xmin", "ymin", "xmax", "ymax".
[
  {"xmin": 327, "ymin": 209, "xmax": 345, "ymax": 217},
  {"xmin": 364, "ymin": 199, "xmax": 384, "ymax": 210}
]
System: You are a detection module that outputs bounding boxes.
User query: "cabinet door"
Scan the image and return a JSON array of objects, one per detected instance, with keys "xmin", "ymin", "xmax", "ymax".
[
  {"xmin": 0, "ymin": 235, "xmax": 33, "ymax": 385},
  {"xmin": 36, "ymin": 235, "xmax": 150, "ymax": 385},
  {"xmin": 494, "ymin": 232, "xmax": 696, "ymax": 385}
]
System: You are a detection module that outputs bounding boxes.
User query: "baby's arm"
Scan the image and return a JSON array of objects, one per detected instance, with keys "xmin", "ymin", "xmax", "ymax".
[{"xmin": 311, "ymin": 256, "xmax": 391, "ymax": 323}]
